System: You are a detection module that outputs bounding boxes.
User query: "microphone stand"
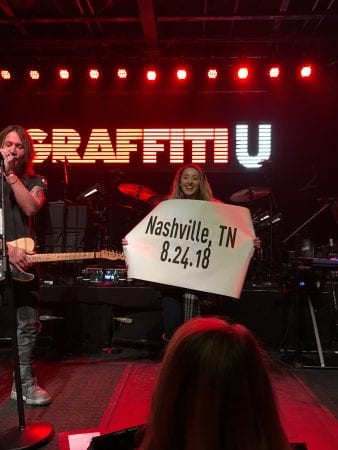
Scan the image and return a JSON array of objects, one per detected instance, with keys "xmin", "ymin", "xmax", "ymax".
[
  {"xmin": 261, "ymin": 160, "xmax": 278, "ymax": 285},
  {"xmin": 61, "ymin": 158, "xmax": 69, "ymax": 253},
  {"xmin": 109, "ymin": 170, "xmax": 124, "ymax": 248},
  {"xmin": 0, "ymin": 158, "xmax": 53, "ymax": 449},
  {"xmin": 59, "ymin": 159, "xmax": 70, "ymax": 281},
  {"xmin": 282, "ymin": 200, "xmax": 331, "ymax": 245}
]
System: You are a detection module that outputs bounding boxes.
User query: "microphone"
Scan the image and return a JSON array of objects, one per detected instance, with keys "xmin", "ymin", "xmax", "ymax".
[{"xmin": 0, "ymin": 153, "xmax": 5, "ymax": 170}]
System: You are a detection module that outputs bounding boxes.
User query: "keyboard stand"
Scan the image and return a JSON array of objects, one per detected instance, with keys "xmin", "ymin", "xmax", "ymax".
[
  {"xmin": 306, "ymin": 295, "xmax": 325, "ymax": 368},
  {"xmin": 280, "ymin": 268, "xmax": 338, "ymax": 370}
]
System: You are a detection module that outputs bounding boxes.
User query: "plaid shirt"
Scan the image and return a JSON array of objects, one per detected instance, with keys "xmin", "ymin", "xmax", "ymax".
[{"xmin": 182, "ymin": 290, "xmax": 201, "ymax": 321}]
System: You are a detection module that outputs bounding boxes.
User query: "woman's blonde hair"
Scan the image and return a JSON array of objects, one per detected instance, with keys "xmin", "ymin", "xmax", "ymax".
[{"xmin": 168, "ymin": 163, "xmax": 214, "ymax": 200}]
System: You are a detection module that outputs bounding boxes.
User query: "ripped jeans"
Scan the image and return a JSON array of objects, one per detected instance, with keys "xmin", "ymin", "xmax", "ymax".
[
  {"xmin": 1, "ymin": 279, "xmax": 40, "ymax": 386},
  {"xmin": 16, "ymin": 303, "xmax": 40, "ymax": 385}
]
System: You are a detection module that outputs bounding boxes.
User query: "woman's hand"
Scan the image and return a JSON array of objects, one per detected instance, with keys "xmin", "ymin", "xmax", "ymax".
[
  {"xmin": 121, "ymin": 238, "xmax": 129, "ymax": 269},
  {"xmin": 253, "ymin": 237, "xmax": 261, "ymax": 249}
]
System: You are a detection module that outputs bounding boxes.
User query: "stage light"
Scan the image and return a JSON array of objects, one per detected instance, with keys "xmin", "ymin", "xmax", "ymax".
[
  {"xmin": 29, "ymin": 70, "xmax": 40, "ymax": 80},
  {"xmin": 117, "ymin": 68, "xmax": 127, "ymax": 79},
  {"xmin": 79, "ymin": 183, "xmax": 105, "ymax": 199},
  {"xmin": 207, "ymin": 68, "xmax": 218, "ymax": 79},
  {"xmin": 59, "ymin": 69, "xmax": 70, "ymax": 80},
  {"xmin": 237, "ymin": 67, "xmax": 249, "ymax": 80},
  {"xmin": 300, "ymin": 65, "xmax": 312, "ymax": 78},
  {"xmin": 176, "ymin": 69, "xmax": 187, "ymax": 80},
  {"xmin": 268, "ymin": 66, "xmax": 280, "ymax": 78},
  {"xmin": 146, "ymin": 69, "xmax": 157, "ymax": 81},
  {"xmin": 89, "ymin": 68, "xmax": 100, "ymax": 79},
  {"xmin": 1, "ymin": 70, "xmax": 11, "ymax": 80}
]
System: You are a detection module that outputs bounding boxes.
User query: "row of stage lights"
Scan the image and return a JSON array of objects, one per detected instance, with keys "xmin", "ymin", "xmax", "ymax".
[{"xmin": 0, "ymin": 64, "xmax": 314, "ymax": 82}]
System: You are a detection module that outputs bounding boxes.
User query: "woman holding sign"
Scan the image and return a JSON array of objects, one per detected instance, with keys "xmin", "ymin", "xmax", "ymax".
[
  {"xmin": 123, "ymin": 163, "xmax": 260, "ymax": 341},
  {"xmin": 160, "ymin": 164, "xmax": 261, "ymax": 341}
]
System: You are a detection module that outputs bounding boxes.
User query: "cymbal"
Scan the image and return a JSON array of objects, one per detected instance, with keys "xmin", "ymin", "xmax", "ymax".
[
  {"xmin": 118, "ymin": 183, "xmax": 158, "ymax": 202},
  {"xmin": 230, "ymin": 186, "xmax": 271, "ymax": 203}
]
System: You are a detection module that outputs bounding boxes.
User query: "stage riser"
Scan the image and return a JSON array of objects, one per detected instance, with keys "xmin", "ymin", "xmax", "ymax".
[{"xmin": 0, "ymin": 287, "xmax": 335, "ymax": 353}]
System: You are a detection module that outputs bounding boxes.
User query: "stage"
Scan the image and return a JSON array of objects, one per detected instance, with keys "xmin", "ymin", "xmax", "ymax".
[{"xmin": 0, "ymin": 350, "xmax": 338, "ymax": 450}]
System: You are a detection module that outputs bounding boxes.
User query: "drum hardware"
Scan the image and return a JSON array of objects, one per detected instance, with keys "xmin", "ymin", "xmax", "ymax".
[
  {"xmin": 232, "ymin": 186, "xmax": 280, "ymax": 286},
  {"xmin": 118, "ymin": 183, "xmax": 159, "ymax": 203},
  {"xmin": 113, "ymin": 204, "xmax": 142, "ymax": 215},
  {"xmin": 253, "ymin": 210, "xmax": 282, "ymax": 228},
  {"xmin": 230, "ymin": 186, "xmax": 271, "ymax": 203}
]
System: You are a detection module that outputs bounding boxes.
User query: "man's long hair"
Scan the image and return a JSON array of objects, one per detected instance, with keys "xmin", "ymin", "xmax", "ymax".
[
  {"xmin": 138, "ymin": 317, "xmax": 291, "ymax": 450},
  {"xmin": 168, "ymin": 163, "xmax": 214, "ymax": 200},
  {"xmin": 0, "ymin": 124, "xmax": 36, "ymax": 177}
]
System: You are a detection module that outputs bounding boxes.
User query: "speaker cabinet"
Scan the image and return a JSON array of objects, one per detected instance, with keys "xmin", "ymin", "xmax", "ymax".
[
  {"xmin": 237, "ymin": 289, "xmax": 285, "ymax": 350},
  {"xmin": 112, "ymin": 310, "xmax": 164, "ymax": 348}
]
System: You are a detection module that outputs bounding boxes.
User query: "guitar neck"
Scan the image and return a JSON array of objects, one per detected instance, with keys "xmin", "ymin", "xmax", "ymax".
[{"xmin": 30, "ymin": 251, "xmax": 101, "ymax": 264}]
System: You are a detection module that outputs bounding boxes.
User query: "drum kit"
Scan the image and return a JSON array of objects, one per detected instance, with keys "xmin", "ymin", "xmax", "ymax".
[
  {"xmin": 230, "ymin": 185, "xmax": 282, "ymax": 284},
  {"xmin": 230, "ymin": 185, "xmax": 282, "ymax": 230},
  {"xmin": 103, "ymin": 183, "xmax": 167, "ymax": 247},
  {"xmin": 230, "ymin": 186, "xmax": 271, "ymax": 203},
  {"xmin": 118, "ymin": 183, "xmax": 168, "ymax": 208}
]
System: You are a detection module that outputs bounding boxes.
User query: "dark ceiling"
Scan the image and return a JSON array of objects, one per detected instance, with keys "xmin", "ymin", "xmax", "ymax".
[{"xmin": 1, "ymin": 0, "xmax": 338, "ymax": 65}]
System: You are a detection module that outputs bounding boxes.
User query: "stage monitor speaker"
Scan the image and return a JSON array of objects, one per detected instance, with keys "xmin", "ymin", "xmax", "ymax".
[
  {"xmin": 112, "ymin": 310, "xmax": 164, "ymax": 348},
  {"xmin": 238, "ymin": 289, "xmax": 285, "ymax": 350}
]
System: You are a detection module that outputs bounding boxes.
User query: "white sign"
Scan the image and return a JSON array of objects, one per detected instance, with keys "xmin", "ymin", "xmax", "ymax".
[{"xmin": 124, "ymin": 199, "xmax": 255, "ymax": 298}]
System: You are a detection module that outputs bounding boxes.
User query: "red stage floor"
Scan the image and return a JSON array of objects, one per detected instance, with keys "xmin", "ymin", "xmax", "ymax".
[{"xmin": 0, "ymin": 352, "xmax": 338, "ymax": 450}]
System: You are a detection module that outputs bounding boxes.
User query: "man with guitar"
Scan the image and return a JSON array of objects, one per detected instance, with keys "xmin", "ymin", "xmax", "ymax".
[{"xmin": 0, "ymin": 124, "xmax": 51, "ymax": 406}]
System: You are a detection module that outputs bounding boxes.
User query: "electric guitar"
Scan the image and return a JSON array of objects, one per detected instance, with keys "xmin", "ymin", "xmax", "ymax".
[{"xmin": 7, "ymin": 237, "xmax": 125, "ymax": 282}]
